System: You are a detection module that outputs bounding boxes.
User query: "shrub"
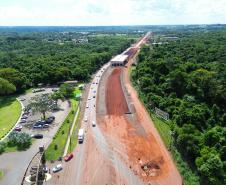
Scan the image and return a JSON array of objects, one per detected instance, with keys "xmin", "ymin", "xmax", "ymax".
[
  {"xmin": 7, "ymin": 132, "xmax": 31, "ymax": 150},
  {"xmin": 0, "ymin": 142, "xmax": 6, "ymax": 154}
]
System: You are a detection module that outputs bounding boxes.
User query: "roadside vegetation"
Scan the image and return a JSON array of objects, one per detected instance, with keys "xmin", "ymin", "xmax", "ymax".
[
  {"xmin": 150, "ymin": 114, "xmax": 171, "ymax": 148},
  {"xmin": 0, "ymin": 132, "xmax": 32, "ymax": 154},
  {"xmin": 0, "ymin": 170, "xmax": 3, "ymax": 180},
  {"xmin": 45, "ymin": 84, "xmax": 81, "ymax": 161},
  {"xmin": 131, "ymin": 29, "xmax": 226, "ymax": 185},
  {"xmin": 0, "ymin": 96, "xmax": 21, "ymax": 139}
]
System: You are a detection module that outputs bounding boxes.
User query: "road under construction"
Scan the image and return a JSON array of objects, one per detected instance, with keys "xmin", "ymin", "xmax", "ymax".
[{"xmin": 47, "ymin": 32, "xmax": 182, "ymax": 185}]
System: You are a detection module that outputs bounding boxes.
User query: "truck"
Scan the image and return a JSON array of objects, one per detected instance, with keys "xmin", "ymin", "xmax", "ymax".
[{"xmin": 78, "ymin": 129, "xmax": 84, "ymax": 144}]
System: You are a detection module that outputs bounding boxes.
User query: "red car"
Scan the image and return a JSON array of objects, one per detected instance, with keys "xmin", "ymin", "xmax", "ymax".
[{"xmin": 64, "ymin": 153, "xmax": 73, "ymax": 162}]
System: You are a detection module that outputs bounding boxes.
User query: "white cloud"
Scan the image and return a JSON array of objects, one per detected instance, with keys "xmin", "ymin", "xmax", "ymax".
[{"xmin": 0, "ymin": 0, "xmax": 225, "ymax": 26}]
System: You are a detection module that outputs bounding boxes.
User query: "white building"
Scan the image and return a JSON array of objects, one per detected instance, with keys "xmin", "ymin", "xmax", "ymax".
[{"xmin": 110, "ymin": 54, "xmax": 129, "ymax": 66}]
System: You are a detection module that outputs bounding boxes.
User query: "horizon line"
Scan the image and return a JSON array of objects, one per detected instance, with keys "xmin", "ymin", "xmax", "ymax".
[{"xmin": 0, "ymin": 23, "xmax": 225, "ymax": 27}]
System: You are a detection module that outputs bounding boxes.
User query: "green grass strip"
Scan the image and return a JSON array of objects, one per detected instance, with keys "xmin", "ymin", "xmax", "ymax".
[
  {"xmin": 45, "ymin": 87, "xmax": 81, "ymax": 161},
  {"xmin": 0, "ymin": 97, "xmax": 22, "ymax": 139},
  {"xmin": 0, "ymin": 170, "xmax": 4, "ymax": 180}
]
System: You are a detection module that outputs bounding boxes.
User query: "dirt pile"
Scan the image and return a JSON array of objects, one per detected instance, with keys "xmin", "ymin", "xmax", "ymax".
[{"xmin": 141, "ymin": 157, "xmax": 164, "ymax": 177}]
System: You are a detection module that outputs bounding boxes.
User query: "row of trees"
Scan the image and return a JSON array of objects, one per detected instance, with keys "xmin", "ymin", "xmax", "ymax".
[
  {"xmin": 132, "ymin": 29, "xmax": 226, "ymax": 185},
  {"xmin": 0, "ymin": 31, "xmax": 137, "ymax": 95}
]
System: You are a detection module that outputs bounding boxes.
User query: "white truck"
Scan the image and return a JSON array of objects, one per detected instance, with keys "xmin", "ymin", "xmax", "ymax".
[{"xmin": 78, "ymin": 128, "xmax": 84, "ymax": 144}]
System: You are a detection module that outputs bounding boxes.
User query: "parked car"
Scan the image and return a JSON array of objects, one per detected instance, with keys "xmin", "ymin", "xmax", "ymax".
[
  {"xmin": 43, "ymin": 124, "xmax": 50, "ymax": 128},
  {"xmin": 35, "ymin": 120, "xmax": 46, "ymax": 125},
  {"xmin": 84, "ymin": 116, "xmax": 88, "ymax": 122},
  {"xmin": 31, "ymin": 134, "xmax": 43, "ymax": 139},
  {"xmin": 18, "ymin": 97, "xmax": 26, "ymax": 101},
  {"xmin": 64, "ymin": 153, "xmax": 73, "ymax": 162},
  {"xmin": 46, "ymin": 116, "xmax": 55, "ymax": 124},
  {"xmin": 14, "ymin": 125, "xmax": 22, "ymax": 131},
  {"xmin": 33, "ymin": 125, "xmax": 43, "ymax": 129},
  {"xmin": 43, "ymin": 166, "xmax": 48, "ymax": 173},
  {"xmin": 20, "ymin": 119, "xmax": 26, "ymax": 123},
  {"xmin": 22, "ymin": 112, "xmax": 29, "ymax": 116},
  {"xmin": 52, "ymin": 164, "xmax": 63, "ymax": 173},
  {"xmin": 22, "ymin": 115, "xmax": 28, "ymax": 119}
]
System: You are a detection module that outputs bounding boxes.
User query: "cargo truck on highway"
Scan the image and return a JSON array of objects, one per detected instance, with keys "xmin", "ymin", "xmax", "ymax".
[{"xmin": 78, "ymin": 128, "xmax": 84, "ymax": 144}]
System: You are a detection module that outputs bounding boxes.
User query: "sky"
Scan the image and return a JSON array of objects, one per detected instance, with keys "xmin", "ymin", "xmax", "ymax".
[{"xmin": 0, "ymin": 0, "xmax": 226, "ymax": 26}]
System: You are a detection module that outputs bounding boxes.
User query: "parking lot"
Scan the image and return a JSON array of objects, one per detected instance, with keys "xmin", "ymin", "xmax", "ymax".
[
  {"xmin": 0, "ymin": 87, "xmax": 71, "ymax": 185},
  {"xmin": 17, "ymin": 88, "xmax": 70, "ymax": 138}
]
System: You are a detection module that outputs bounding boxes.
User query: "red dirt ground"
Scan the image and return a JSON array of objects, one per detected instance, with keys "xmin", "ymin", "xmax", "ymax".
[
  {"xmin": 100, "ymin": 48, "xmax": 182, "ymax": 184},
  {"xmin": 106, "ymin": 68, "xmax": 129, "ymax": 115}
]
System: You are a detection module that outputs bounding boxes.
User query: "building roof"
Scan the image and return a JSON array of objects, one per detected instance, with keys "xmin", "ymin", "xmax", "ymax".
[
  {"xmin": 64, "ymin": 80, "xmax": 78, "ymax": 84},
  {"xmin": 110, "ymin": 54, "xmax": 128, "ymax": 63}
]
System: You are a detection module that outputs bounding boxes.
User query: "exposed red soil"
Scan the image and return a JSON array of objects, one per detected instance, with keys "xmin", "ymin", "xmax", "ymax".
[
  {"xmin": 99, "ymin": 53, "xmax": 182, "ymax": 184},
  {"xmin": 106, "ymin": 68, "xmax": 129, "ymax": 115}
]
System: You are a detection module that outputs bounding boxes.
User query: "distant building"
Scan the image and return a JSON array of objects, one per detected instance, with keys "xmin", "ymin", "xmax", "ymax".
[
  {"xmin": 110, "ymin": 54, "xmax": 129, "ymax": 66},
  {"xmin": 63, "ymin": 80, "xmax": 78, "ymax": 85},
  {"xmin": 72, "ymin": 38, "xmax": 88, "ymax": 44}
]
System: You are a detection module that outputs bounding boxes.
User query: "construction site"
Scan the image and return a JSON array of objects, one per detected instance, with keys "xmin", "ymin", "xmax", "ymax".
[
  {"xmin": 46, "ymin": 33, "xmax": 182, "ymax": 185},
  {"xmin": 96, "ymin": 53, "xmax": 182, "ymax": 184}
]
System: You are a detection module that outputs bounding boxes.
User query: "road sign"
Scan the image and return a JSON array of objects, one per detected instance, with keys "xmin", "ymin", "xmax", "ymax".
[{"xmin": 155, "ymin": 107, "xmax": 169, "ymax": 120}]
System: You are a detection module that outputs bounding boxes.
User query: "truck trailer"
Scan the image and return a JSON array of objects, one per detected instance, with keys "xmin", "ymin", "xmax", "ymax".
[{"xmin": 78, "ymin": 129, "xmax": 84, "ymax": 144}]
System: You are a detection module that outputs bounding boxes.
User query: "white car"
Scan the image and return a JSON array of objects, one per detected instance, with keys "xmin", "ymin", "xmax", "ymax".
[
  {"xmin": 86, "ymin": 104, "xmax": 89, "ymax": 108},
  {"xmin": 84, "ymin": 116, "xmax": 88, "ymax": 122},
  {"xmin": 88, "ymin": 97, "xmax": 91, "ymax": 100},
  {"xmin": 92, "ymin": 121, "xmax": 96, "ymax": 127},
  {"xmin": 52, "ymin": 164, "xmax": 63, "ymax": 173}
]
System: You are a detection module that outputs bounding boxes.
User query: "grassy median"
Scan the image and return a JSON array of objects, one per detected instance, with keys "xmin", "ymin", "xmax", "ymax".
[
  {"xmin": 45, "ymin": 87, "xmax": 81, "ymax": 161},
  {"xmin": 0, "ymin": 97, "xmax": 22, "ymax": 139},
  {"xmin": 0, "ymin": 170, "xmax": 4, "ymax": 180},
  {"xmin": 68, "ymin": 113, "xmax": 80, "ymax": 154},
  {"xmin": 45, "ymin": 99, "xmax": 78, "ymax": 161}
]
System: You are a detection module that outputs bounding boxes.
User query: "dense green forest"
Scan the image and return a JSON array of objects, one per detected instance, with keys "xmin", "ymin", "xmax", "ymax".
[
  {"xmin": 132, "ymin": 30, "xmax": 226, "ymax": 185},
  {"xmin": 0, "ymin": 30, "xmax": 138, "ymax": 95}
]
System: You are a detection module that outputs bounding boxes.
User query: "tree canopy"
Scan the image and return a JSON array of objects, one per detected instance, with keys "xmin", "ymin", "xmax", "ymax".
[
  {"xmin": 132, "ymin": 29, "xmax": 226, "ymax": 185},
  {"xmin": 0, "ymin": 31, "xmax": 138, "ymax": 93}
]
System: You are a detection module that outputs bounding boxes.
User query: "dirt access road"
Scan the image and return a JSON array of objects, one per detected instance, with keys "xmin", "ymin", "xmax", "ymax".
[{"xmin": 52, "ymin": 32, "xmax": 182, "ymax": 185}]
